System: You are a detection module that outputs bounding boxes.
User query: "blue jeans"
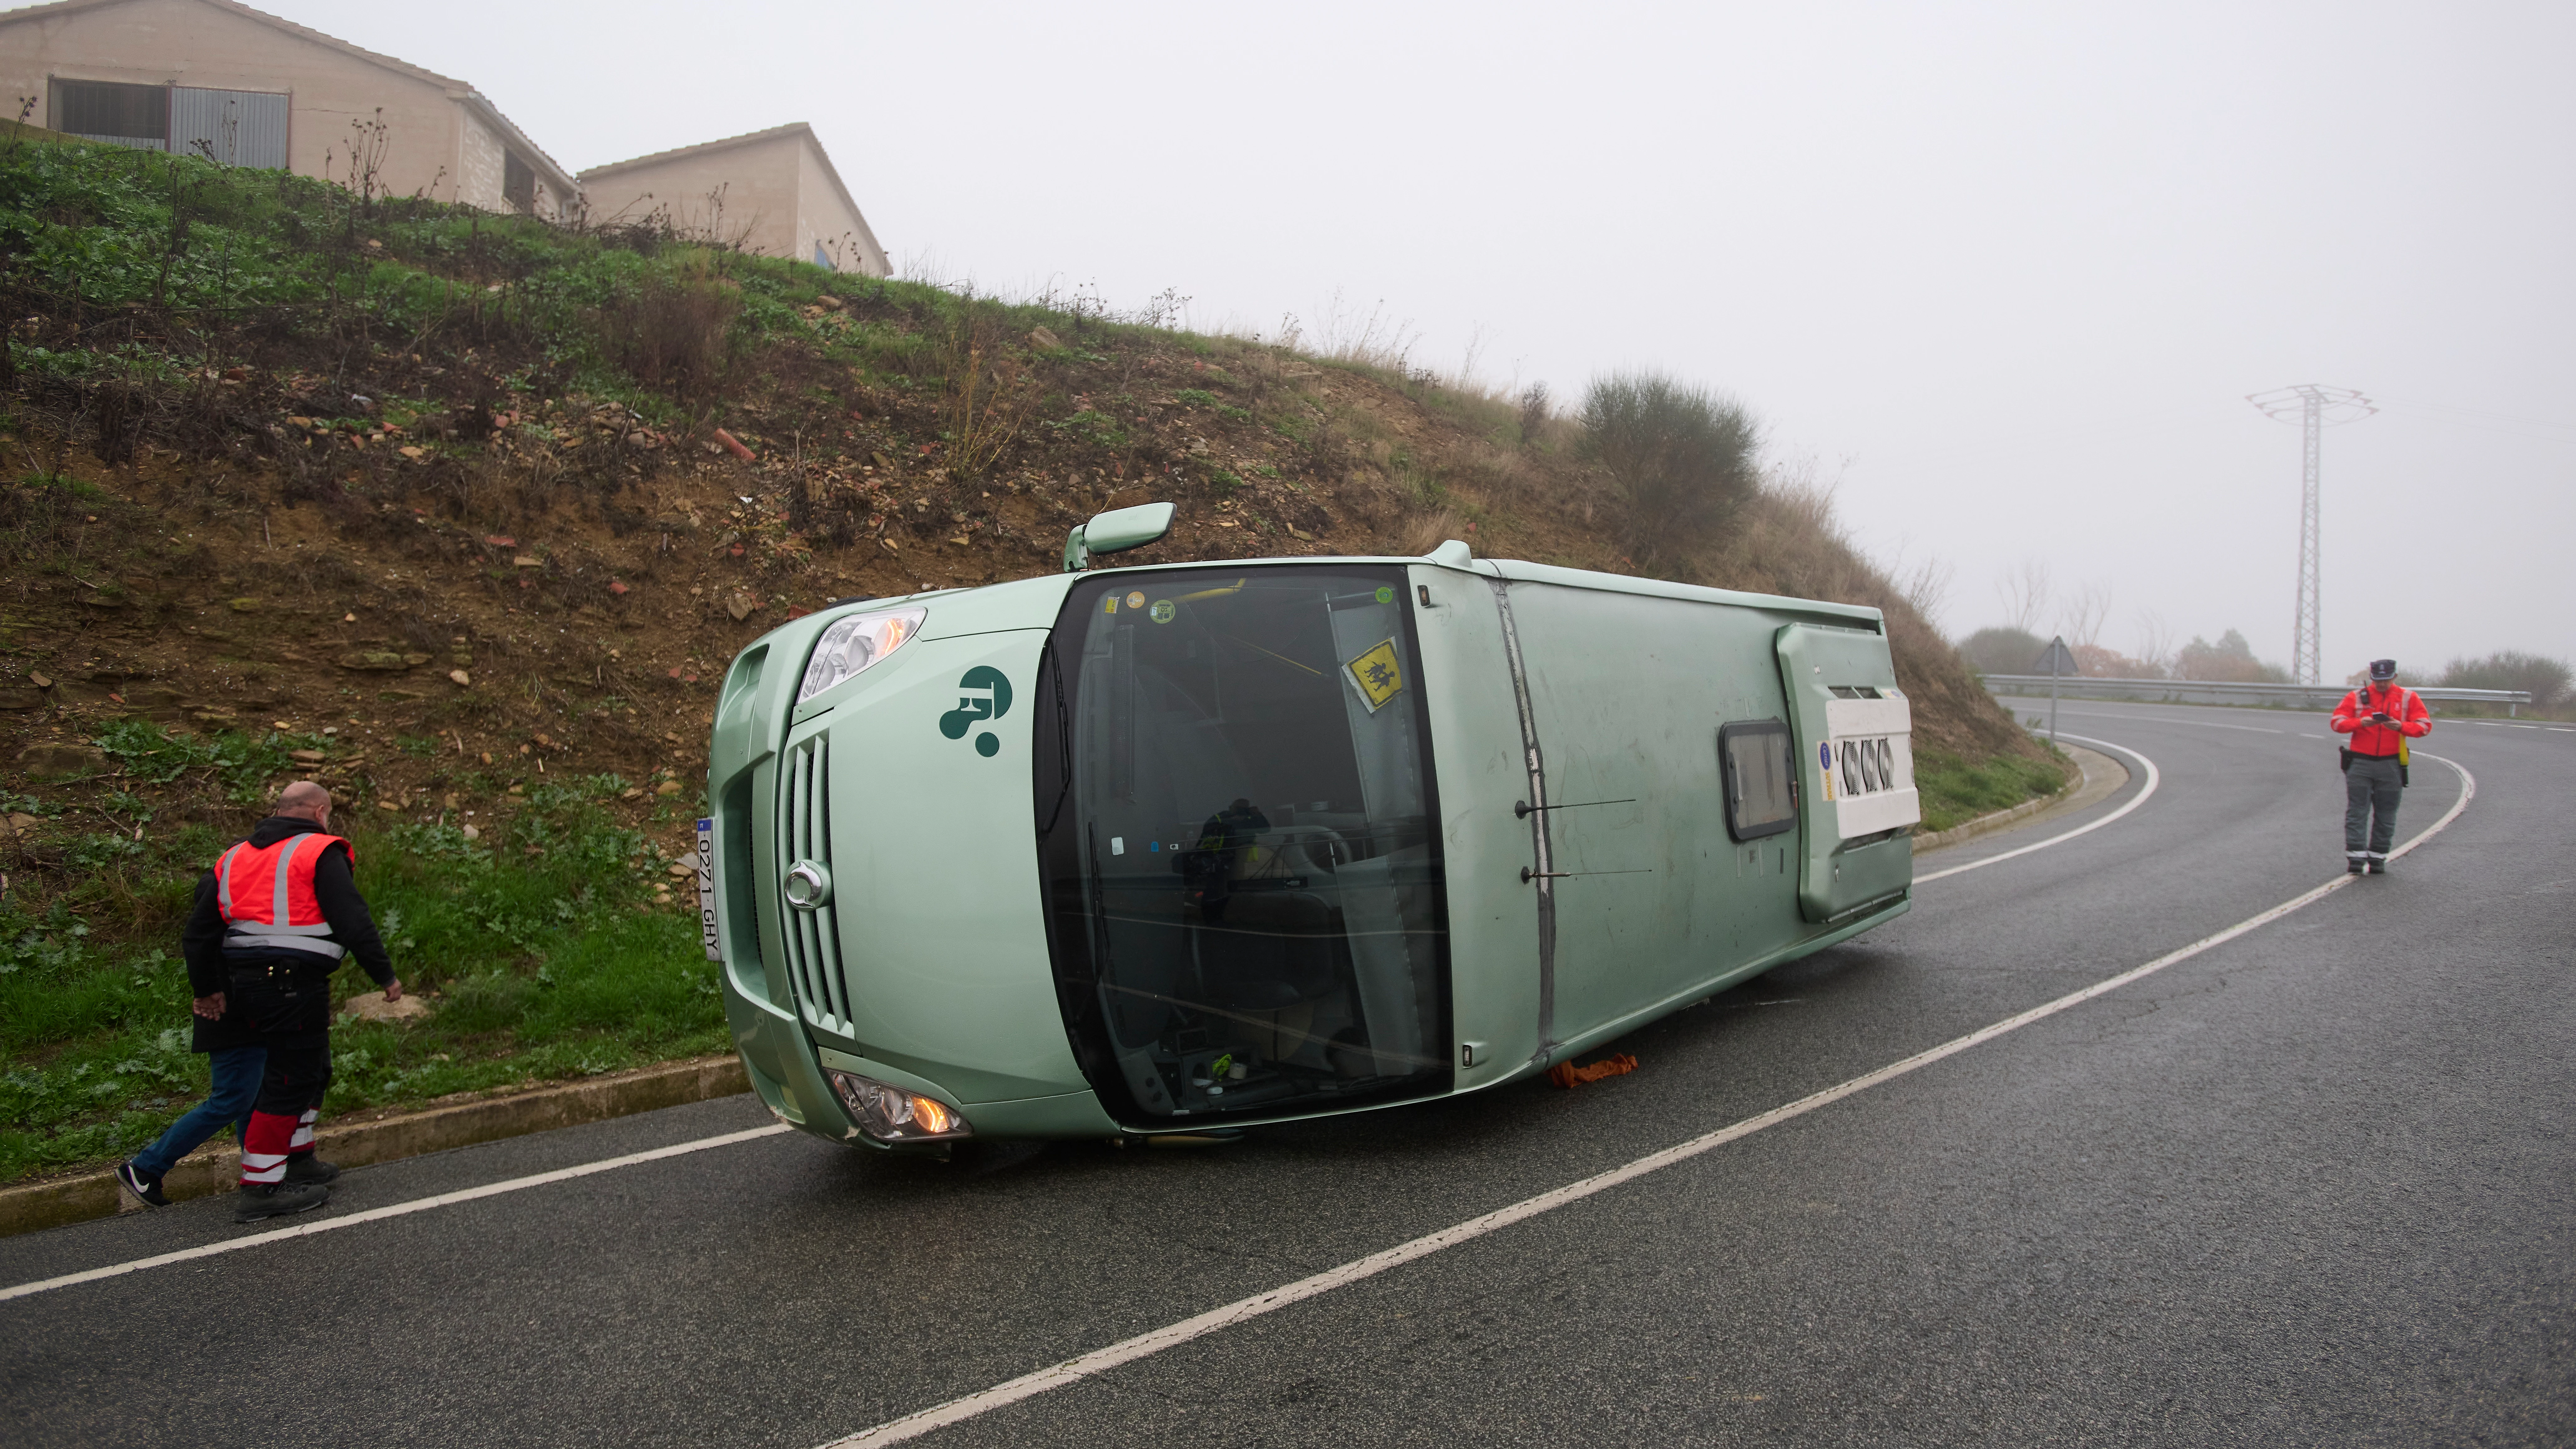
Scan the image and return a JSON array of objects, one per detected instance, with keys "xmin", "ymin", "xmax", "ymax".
[{"xmin": 130, "ymin": 1046, "xmax": 267, "ymax": 1179}]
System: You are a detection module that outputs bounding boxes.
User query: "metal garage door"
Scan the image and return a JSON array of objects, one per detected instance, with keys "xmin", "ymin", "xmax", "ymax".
[{"xmin": 171, "ymin": 88, "xmax": 287, "ymax": 169}]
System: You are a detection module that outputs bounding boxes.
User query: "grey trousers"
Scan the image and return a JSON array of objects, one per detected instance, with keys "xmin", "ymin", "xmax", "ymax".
[{"xmin": 2344, "ymin": 755, "xmax": 2403, "ymax": 857}]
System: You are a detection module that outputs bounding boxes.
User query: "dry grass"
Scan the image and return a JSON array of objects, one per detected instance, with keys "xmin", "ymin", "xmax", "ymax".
[
  {"xmin": 1693, "ymin": 463, "xmax": 2036, "ymax": 762},
  {"xmin": 593, "ymin": 265, "xmax": 739, "ymax": 403},
  {"xmin": 936, "ymin": 293, "xmax": 1035, "ymax": 480},
  {"xmin": 1400, "ymin": 508, "xmax": 1466, "ymax": 556}
]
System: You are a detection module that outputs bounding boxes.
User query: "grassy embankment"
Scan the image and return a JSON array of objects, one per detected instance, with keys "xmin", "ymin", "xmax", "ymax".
[
  {"xmin": 1912, "ymin": 747, "xmax": 2070, "ymax": 833},
  {"xmin": 0, "ymin": 133, "xmax": 2060, "ymax": 1182},
  {"xmin": 2, "ymin": 722, "xmax": 715, "ymax": 1180}
]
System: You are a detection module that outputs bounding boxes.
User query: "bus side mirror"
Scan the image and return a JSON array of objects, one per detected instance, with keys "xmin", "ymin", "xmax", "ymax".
[{"xmin": 1062, "ymin": 501, "xmax": 1175, "ymax": 572}]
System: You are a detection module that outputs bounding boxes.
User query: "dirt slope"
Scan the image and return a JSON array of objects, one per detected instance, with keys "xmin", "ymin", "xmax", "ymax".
[{"xmin": 0, "ymin": 147, "xmax": 2035, "ymax": 837}]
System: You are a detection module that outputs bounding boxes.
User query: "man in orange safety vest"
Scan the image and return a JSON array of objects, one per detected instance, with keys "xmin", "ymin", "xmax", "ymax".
[
  {"xmin": 2330, "ymin": 658, "xmax": 2432, "ymax": 876},
  {"xmin": 179, "ymin": 780, "xmax": 402, "ymax": 1221}
]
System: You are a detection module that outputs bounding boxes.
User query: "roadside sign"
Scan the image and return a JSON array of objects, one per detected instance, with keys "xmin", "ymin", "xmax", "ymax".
[{"xmin": 2030, "ymin": 636, "xmax": 2076, "ymax": 744}]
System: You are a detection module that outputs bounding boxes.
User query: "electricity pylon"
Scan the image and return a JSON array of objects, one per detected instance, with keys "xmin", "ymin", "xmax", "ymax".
[{"xmin": 2247, "ymin": 385, "xmax": 2375, "ymax": 685}]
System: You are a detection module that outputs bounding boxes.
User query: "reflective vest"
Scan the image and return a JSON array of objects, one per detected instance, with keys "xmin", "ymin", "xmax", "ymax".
[
  {"xmin": 213, "ymin": 832, "xmax": 353, "ymax": 958},
  {"xmin": 2331, "ymin": 683, "xmax": 2431, "ymax": 759}
]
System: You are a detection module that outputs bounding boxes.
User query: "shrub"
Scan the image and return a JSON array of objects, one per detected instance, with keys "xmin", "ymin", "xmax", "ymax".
[
  {"xmin": 1516, "ymin": 380, "xmax": 1551, "ymax": 452},
  {"xmin": 2436, "ymin": 650, "xmax": 2571, "ymax": 709},
  {"xmin": 1577, "ymin": 371, "xmax": 1760, "ymax": 572},
  {"xmin": 593, "ymin": 269, "xmax": 740, "ymax": 403},
  {"xmin": 1959, "ymin": 627, "xmax": 2047, "ymax": 677}
]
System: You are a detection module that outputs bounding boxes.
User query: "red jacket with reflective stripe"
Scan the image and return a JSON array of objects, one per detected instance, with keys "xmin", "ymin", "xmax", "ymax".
[
  {"xmin": 183, "ymin": 817, "xmax": 395, "ymax": 1006},
  {"xmin": 214, "ymin": 831, "xmax": 353, "ymax": 950},
  {"xmin": 2331, "ymin": 682, "xmax": 2431, "ymax": 758}
]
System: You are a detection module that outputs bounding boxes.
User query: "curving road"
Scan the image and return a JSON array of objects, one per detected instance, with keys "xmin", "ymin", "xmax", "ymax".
[{"xmin": 4, "ymin": 700, "xmax": 2569, "ymax": 1447}]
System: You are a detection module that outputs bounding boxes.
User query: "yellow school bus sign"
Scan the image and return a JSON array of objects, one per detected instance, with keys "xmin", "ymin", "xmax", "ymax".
[{"xmin": 1345, "ymin": 638, "xmax": 1404, "ymax": 713}]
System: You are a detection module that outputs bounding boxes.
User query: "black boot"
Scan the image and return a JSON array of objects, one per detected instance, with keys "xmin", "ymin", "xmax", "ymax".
[
  {"xmin": 283, "ymin": 1154, "xmax": 340, "ymax": 1184},
  {"xmin": 234, "ymin": 1180, "xmax": 330, "ymax": 1222}
]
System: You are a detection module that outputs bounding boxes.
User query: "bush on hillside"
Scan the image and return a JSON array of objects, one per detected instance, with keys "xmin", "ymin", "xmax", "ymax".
[
  {"xmin": 1578, "ymin": 371, "xmax": 1759, "ymax": 572},
  {"xmin": 2437, "ymin": 651, "xmax": 2571, "ymax": 708},
  {"xmin": 1959, "ymin": 626, "xmax": 2046, "ymax": 677},
  {"xmin": 593, "ymin": 266, "xmax": 742, "ymax": 403}
]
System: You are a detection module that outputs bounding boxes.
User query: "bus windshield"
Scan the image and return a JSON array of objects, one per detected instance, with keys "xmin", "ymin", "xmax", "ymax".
[{"xmin": 1039, "ymin": 566, "xmax": 1450, "ymax": 1122}]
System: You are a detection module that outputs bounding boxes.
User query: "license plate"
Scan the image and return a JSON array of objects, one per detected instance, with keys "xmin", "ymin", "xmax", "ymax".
[{"xmin": 695, "ymin": 817, "xmax": 721, "ymax": 962}]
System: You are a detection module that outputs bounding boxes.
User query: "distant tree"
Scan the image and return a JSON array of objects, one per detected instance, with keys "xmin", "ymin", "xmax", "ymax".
[
  {"xmin": 1578, "ymin": 370, "xmax": 1760, "ymax": 573},
  {"xmin": 2059, "ymin": 582, "xmax": 2112, "ymax": 649},
  {"xmin": 2436, "ymin": 651, "xmax": 2572, "ymax": 708},
  {"xmin": 1995, "ymin": 558, "xmax": 2052, "ymax": 635},
  {"xmin": 1960, "ymin": 626, "xmax": 2046, "ymax": 676},
  {"xmin": 2174, "ymin": 628, "xmax": 2291, "ymax": 684},
  {"xmin": 2072, "ymin": 642, "xmax": 2159, "ymax": 678},
  {"xmin": 2131, "ymin": 608, "xmax": 2178, "ymax": 679}
]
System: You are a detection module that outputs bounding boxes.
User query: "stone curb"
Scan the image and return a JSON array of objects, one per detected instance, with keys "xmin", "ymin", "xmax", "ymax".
[
  {"xmin": 0, "ymin": 1054, "xmax": 749, "ymax": 1239},
  {"xmin": 1913, "ymin": 792, "xmax": 2061, "ymax": 853}
]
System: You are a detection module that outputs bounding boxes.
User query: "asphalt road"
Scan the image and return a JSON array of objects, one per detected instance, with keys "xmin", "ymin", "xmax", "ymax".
[{"xmin": 5, "ymin": 700, "xmax": 2569, "ymax": 1447}]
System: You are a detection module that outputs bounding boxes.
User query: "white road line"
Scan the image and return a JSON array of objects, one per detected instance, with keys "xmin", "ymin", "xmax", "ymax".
[
  {"xmin": 0, "ymin": 1123, "xmax": 791, "ymax": 1304},
  {"xmin": 1914, "ymin": 734, "xmax": 2159, "ymax": 883},
  {"xmin": 823, "ymin": 755, "xmax": 2474, "ymax": 1447}
]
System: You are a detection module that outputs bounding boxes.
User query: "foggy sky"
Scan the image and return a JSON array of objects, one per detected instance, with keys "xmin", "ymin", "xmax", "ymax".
[{"xmin": 136, "ymin": 2, "xmax": 2576, "ymax": 674}]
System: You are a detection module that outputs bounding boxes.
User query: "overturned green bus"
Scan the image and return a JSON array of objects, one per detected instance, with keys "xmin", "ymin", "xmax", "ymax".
[{"xmin": 701, "ymin": 504, "xmax": 1918, "ymax": 1149}]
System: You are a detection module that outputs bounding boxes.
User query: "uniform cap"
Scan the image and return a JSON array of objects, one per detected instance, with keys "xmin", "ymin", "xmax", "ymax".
[{"xmin": 2368, "ymin": 658, "xmax": 2398, "ymax": 681}]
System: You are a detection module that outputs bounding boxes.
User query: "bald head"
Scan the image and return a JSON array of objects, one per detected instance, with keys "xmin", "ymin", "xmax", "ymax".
[{"xmin": 276, "ymin": 781, "xmax": 334, "ymax": 822}]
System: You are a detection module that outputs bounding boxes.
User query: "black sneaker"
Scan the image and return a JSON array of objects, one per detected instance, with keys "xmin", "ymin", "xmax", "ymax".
[
  {"xmin": 115, "ymin": 1161, "xmax": 170, "ymax": 1208},
  {"xmin": 282, "ymin": 1155, "xmax": 340, "ymax": 1185},
  {"xmin": 2367, "ymin": 858, "xmax": 2388, "ymax": 875},
  {"xmin": 233, "ymin": 1180, "xmax": 330, "ymax": 1223},
  {"xmin": 2347, "ymin": 859, "xmax": 2366, "ymax": 875}
]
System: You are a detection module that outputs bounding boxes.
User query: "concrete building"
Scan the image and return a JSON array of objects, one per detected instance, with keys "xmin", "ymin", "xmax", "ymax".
[
  {"xmin": 580, "ymin": 123, "xmax": 889, "ymax": 276},
  {"xmin": 0, "ymin": 0, "xmax": 578, "ymax": 219}
]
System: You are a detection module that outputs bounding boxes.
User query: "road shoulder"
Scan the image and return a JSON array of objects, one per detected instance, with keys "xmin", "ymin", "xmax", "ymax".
[{"xmin": 0, "ymin": 1054, "xmax": 749, "ymax": 1238}]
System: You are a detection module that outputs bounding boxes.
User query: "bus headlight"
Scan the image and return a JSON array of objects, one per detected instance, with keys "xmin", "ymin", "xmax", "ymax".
[
  {"xmin": 827, "ymin": 1069, "xmax": 973, "ymax": 1142},
  {"xmin": 797, "ymin": 607, "xmax": 926, "ymax": 705}
]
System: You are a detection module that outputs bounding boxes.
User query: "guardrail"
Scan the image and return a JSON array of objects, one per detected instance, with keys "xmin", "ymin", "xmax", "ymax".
[{"xmin": 1982, "ymin": 675, "xmax": 2536, "ymax": 715}]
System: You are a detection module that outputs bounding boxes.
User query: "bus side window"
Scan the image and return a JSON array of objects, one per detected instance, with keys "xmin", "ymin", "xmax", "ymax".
[{"xmin": 1719, "ymin": 719, "xmax": 1798, "ymax": 843}]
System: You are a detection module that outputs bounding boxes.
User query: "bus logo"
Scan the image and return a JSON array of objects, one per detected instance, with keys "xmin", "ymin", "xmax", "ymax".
[{"xmin": 938, "ymin": 666, "xmax": 1014, "ymax": 757}]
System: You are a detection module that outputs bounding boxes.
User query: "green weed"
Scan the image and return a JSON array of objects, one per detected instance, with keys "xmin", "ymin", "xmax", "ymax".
[
  {"xmin": 0, "ymin": 770, "xmax": 716, "ymax": 1182},
  {"xmin": 1913, "ymin": 746, "xmax": 2068, "ymax": 834}
]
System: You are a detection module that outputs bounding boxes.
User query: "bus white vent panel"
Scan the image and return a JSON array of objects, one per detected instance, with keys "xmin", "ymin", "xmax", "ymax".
[{"xmin": 1822, "ymin": 695, "xmax": 1920, "ymax": 837}]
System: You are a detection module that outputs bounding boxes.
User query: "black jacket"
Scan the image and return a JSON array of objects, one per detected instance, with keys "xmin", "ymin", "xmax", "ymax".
[{"xmin": 181, "ymin": 816, "xmax": 396, "ymax": 1049}]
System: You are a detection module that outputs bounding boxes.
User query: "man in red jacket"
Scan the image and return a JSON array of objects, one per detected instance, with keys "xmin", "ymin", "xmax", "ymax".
[
  {"xmin": 180, "ymin": 781, "xmax": 402, "ymax": 1221},
  {"xmin": 2330, "ymin": 658, "xmax": 2432, "ymax": 875}
]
